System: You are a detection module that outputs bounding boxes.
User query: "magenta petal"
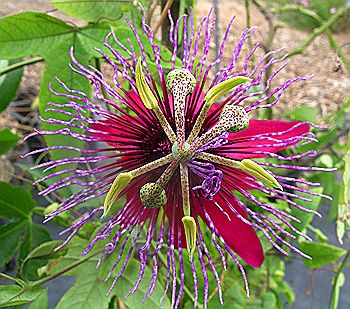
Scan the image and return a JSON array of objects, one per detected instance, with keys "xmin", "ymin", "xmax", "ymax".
[
  {"xmin": 90, "ymin": 120, "xmax": 123, "ymax": 148},
  {"xmin": 216, "ymin": 120, "xmax": 310, "ymax": 160},
  {"xmin": 196, "ymin": 194, "xmax": 264, "ymax": 268}
]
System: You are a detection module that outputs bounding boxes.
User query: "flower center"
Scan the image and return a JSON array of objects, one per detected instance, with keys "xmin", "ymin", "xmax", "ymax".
[
  {"xmin": 137, "ymin": 69, "xmax": 251, "ymax": 207},
  {"xmin": 171, "ymin": 141, "xmax": 191, "ymax": 159}
]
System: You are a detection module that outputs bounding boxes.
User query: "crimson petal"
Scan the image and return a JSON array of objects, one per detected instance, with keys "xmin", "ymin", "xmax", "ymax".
[
  {"xmin": 215, "ymin": 120, "xmax": 310, "ymax": 160},
  {"xmin": 195, "ymin": 194, "xmax": 264, "ymax": 268}
]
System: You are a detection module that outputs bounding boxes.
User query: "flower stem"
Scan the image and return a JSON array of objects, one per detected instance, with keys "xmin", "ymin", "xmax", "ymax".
[
  {"xmin": 187, "ymin": 102, "xmax": 211, "ymax": 143},
  {"xmin": 196, "ymin": 152, "xmax": 240, "ymax": 168},
  {"xmin": 156, "ymin": 154, "xmax": 183, "ymax": 187},
  {"xmin": 130, "ymin": 154, "xmax": 173, "ymax": 178},
  {"xmin": 153, "ymin": 107, "xmax": 177, "ymax": 144},
  {"xmin": 180, "ymin": 163, "xmax": 190, "ymax": 217},
  {"xmin": 245, "ymin": 0, "xmax": 255, "ymax": 68}
]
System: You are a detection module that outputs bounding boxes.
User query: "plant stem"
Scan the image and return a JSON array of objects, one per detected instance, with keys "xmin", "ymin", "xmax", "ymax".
[
  {"xmin": 251, "ymin": 0, "xmax": 277, "ymax": 120},
  {"xmin": 192, "ymin": 0, "xmax": 197, "ymax": 34},
  {"xmin": 245, "ymin": 0, "xmax": 255, "ymax": 68},
  {"xmin": 33, "ymin": 249, "xmax": 103, "ymax": 286},
  {"xmin": 0, "ymin": 273, "xmax": 24, "ymax": 286},
  {"xmin": 153, "ymin": 0, "xmax": 175, "ymax": 34},
  {"xmin": 251, "ymin": 0, "xmax": 274, "ymax": 34},
  {"xmin": 287, "ymin": 6, "xmax": 349, "ymax": 58},
  {"xmin": 0, "ymin": 249, "xmax": 103, "ymax": 307},
  {"xmin": 274, "ymin": 5, "xmax": 350, "ymax": 73},
  {"xmin": 325, "ymin": 31, "xmax": 350, "ymax": 75},
  {"xmin": 94, "ymin": 57, "xmax": 112, "ymax": 111},
  {"xmin": 213, "ymin": 0, "xmax": 220, "ymax": 73},
  {"xmin": 0, "ymin": 57, "xmax": 44, "ymax": 75},
  {"xmin": 329, "ymin": 249, "xmax": 350, "ymax": 309},
  {"xmin": 177, "ymin": 0, "xmax": 186, "ymax": 46}
]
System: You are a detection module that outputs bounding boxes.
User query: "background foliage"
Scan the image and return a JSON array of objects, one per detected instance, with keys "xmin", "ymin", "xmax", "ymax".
[{"xmin": 0, "ymin": 0, "xmax": 349, "ymax": 308}]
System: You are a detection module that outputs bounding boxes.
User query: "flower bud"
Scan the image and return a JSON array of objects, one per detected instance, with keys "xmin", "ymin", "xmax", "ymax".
[
  {"xmin": 182, "ymin": 216, "xmax": 197, "ymax": 261},
  {"xmin": 45, "ymin": 203, "xmax": 70, "ymax": 221},
  {"xmin": 240, "ymin": 159, "xmax": 282, "ymax": 190},
  {"xmin": 103, "ymin": 172, "xmax": 133, "ymax": 217},
  {"xmin": 219, "ymin": 105, "xmax": 249, "ymax": 133},
  {"xmin": 204, "ymin": 76, "xmax": 251, "ymax": 107},
  {"xmin": 140, "ymin": 182, "xmax": 167, "ymax": 208},
  {"xmin": 136, "ymin": 58, "xmax": 158, "ymax": 109}
]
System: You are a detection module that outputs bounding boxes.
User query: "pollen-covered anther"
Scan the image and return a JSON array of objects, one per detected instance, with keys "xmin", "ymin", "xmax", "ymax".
[
  {"xmin": 204, "ymin": 76, "xmax": 252, "ymax": 107},
  {"xmin": 103, "ymin": 172, "xmax": 133, "ymax": 218},
  {"xmin": 219, "ymin": 105, "xmax": 250, "ymax": 133},
  {"xmin": 166, "ymin": 69, "xmax": 196, "ymax": 95},
  {"xmin": 240, "ymin": 159, "xmax": 283, "ymax": 190},
  {"xmin": 136, "ymin": 58, "xmax": 158, "ymax": 110},
  {"xmin": 140, "ymin": 182, "xmax": 167, "ymax": 208}
]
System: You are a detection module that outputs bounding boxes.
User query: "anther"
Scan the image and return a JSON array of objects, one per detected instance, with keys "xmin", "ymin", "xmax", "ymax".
[{"xmin": 136, "ymin": 59, "xmax": 176, "ymax": 143}]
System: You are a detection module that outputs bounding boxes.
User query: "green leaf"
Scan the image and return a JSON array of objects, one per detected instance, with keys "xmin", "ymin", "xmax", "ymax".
[
  {"xmin": 290, "ymin": 187, "xmax": 323, "ymax": 233},
  {"xmin": 290, "ymin": 105, "xmax": 318, "ymax": 123},
  {"xmin": 0, "ymin": 285, "xmax": 43, "ymax": 307},
  {"xmin": 18, "ymin": 163, "xmax": 74, "ymax": 201},
  {"xmin": 311, "ymin": 226, "xmax": 329, "ymax": 243},
  {"xmin": 0, "ymin": 59, "xmax": 23, "ymax": 112},
  {"xmin": 50, "ymin": 0, "xmax": 134, "ymax": 23},
  {"xmin": 337, "ymin": 133, "xmax": 350, "ymax": 244},
  {"xmin": 209, "ymin": 279, "xmax": 245, "ymax": 308},
  {"xmin": 262, "ymin": 292, "xmax": 277, "ymax": 309},
  {"xmin": 299, "ymin": 241, "xmax": 347, "ymax": 269},
  {"xmin": 28, "ymin": 289, "xmax": 48, "ymax": 309},
  {"xmin": 297, "ymin": 129, "xmax": 338, "ymax": 153},
  {"xmin": 0, "ymin": 220, "xmax": 26, "ymax": 267},
  {"xmin": 0, "ymin": 12, "xmax": 73, "ymax": 58},
  {"xmin": 56, "ymin": 258, "xmax": 168, "ymax": 309},
  {"xmin": 0, "ymin": 182, "xmax": 35, "ymax": 219},
  {"xmin": 276, "ymin": 280, "xmax": 295, "ymax": 304},
  {"xmin": 22, "ymin": 240, "xmax": 65, "ymax": 279},
  {"xmin": 0, "ymin": 12, "xmax": 95, "ymax": 163},
  {"xmin": 24, "ymin": 240, "xmax": 64, "ymax": 261},
  {"xmin": 0, "ymin": 129, "xmax": 20, "ymax": 155},
  {"xmin": 49, "ymin": 237, "xmax": 170, "ymax": 309},
  {"xmin": 0, "ymin": 182, "xmax": 51, "ymax": 277},
  {"xmin": 20, "ymin": 223, "xmax": 52, "ymax": 281}
]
